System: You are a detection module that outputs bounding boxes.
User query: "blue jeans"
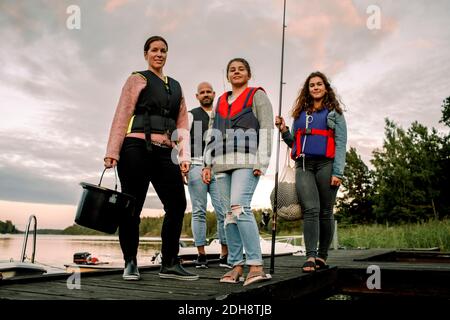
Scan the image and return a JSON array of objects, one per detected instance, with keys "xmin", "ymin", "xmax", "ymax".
[
  {"xmin": 295, "ymin": 157, "xmax": 337, "ymax": 260},
  {"xmin": 188, "ymin": 164, "xmax": 227, "ymax": 247},
  {"xmin": 215, "ymin": 168, "xmax": 262, "ymax": 266}
]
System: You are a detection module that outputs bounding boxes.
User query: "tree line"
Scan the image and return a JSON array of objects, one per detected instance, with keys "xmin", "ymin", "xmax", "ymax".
[
  {"xmin": 62, "ymin": 209, "xmax": 298, "ymax": 237},
  {"xmin": 336, "ymin": 97, "xmax": 450, "ymax": 225},
  {"xmin": 0, "ymin": 220, "xmax": 18, "ymax": 234}
]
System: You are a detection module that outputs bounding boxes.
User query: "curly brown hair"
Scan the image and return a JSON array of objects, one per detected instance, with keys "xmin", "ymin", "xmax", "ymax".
[{"xmin": 291, "ymin": 71, "xmax": 343, "ymax": 119}]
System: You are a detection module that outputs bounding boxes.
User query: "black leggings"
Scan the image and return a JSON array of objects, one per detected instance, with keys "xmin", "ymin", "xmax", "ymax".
[{"xmin": 117, "ymin": 137, "xmax": 186, "ymax": 264}]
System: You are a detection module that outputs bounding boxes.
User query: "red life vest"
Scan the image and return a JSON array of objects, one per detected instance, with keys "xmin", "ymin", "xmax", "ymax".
[
  {"xmin": 215, "ymin": 87, "xmax": 263, "ymax": 119},
  {"xmin": 212, "ymin": 87, "xmax": 263, "ymax": 155}
]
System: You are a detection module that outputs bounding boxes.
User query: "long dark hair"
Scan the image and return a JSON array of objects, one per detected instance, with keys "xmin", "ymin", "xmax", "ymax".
[{"xmin": 291, "ymin": 71, "xmax": 343, "ymax": 119}]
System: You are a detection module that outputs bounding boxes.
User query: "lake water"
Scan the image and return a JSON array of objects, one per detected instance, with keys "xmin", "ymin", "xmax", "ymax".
[{"xmin": 0, "ymin": 234, "xmax": 162, "ymax": 272}]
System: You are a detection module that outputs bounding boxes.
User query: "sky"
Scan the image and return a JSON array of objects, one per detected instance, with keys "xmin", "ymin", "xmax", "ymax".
[{"xmin": 0, "ymin": 0, "xmax": 449, "ymax": 230}]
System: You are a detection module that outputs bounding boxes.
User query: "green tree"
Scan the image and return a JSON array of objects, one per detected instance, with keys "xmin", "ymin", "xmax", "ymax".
[
  {"xmin": 439, "ymin": 96, "xmax": 450, "ymax": 127},
  {"xmin": 371, "ymin": 119, "xmax": 443, "ymax": 223},
  {"xmin": 0, "ymin": 220, "xmax": 18, "ymax": 234},
  {"xmin": 336, "ymin": 147, "xmax": 374, "ymax": 224},
  {"xmin": 63, "ymin": 224, "xmax": 110, "ymax": 235},
  {"xmin": 437, "ymin": 96, "xmax": 450, "ymax": 216}
]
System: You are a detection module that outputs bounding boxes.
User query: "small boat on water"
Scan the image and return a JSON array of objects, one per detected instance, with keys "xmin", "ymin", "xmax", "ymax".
[
  {"xmin": 64, "ymin": 235, "xmax": 305, "ymax": 272},
  {"xmin": 0, "ymin": 261, "xmax": 47, "ymax": 280},
  {"xmin": 0, "ymin": 215, "xmax": 49, "ymax": 280},
  {"xmin": 176, "ymin": 236, "xmax": 305, "ymax": 259},
  {"xmin": 150, "ymin": 235, "xmax": 305, "ymax": 265}
]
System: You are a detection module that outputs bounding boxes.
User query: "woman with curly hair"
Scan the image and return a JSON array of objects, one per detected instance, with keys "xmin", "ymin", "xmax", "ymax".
[{"xmin": 275, "ymin": 71, "xmax": 347, "ymax": 272}]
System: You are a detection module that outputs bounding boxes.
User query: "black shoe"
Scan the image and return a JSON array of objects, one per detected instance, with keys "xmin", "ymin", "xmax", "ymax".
[
  {"xmin": 315, "ymin": 258, "xmax": 329, "ymax": 270},
  {"xmin": 195, "ymin": 254, "xmax": 208, "ymax": 269},
  {"xmin": 159, "ymin": 261, "xmax": 199, "ymax": 281},
  {"xmin": 123, "ymin": 260, "xmax": 140, "ymax": 280},
  {"xmin": 219, "ymin": 255, "xmax": 232, "ymax": 269}
]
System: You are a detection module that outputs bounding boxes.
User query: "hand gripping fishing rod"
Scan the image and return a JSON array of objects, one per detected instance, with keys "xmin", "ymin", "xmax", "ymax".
[{"xmin": 270, "ymin": 0, "xmax": 287, "ymax": 274}]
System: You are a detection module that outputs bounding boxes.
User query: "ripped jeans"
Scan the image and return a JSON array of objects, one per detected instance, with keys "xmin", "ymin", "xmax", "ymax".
[{"xmin": 215, "ymin": 168, "xmax": 262, "ymax": 266}]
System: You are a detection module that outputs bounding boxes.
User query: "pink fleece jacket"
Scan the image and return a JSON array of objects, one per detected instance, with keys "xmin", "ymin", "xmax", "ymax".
[{"xmin": 104, "ymin": 73, "xmax": 190, "ymax": 163}]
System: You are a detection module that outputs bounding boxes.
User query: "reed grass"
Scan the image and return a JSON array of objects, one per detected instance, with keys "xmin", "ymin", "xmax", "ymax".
[{"xmin": 337, "ymin": 219, "xmax": 450, "ymax": 251}]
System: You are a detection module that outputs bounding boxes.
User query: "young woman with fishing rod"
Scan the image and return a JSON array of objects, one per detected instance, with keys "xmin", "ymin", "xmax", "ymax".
[{"xmin": 275, "ymin": 71, "xmax": 347, "ymax": 272}]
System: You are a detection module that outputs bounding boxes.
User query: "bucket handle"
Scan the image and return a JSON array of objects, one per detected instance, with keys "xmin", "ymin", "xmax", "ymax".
[{"xmin": 98, "ymin": 167, "xmax": 118, "ymax": 191}]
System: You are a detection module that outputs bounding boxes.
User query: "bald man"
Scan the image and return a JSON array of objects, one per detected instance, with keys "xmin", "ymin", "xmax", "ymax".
[{"xmin": 187, "ymin": 82, "xmax": 230, "ymax": 269}]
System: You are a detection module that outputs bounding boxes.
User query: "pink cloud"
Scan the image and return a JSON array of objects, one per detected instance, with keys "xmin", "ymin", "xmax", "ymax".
[
  {"xmin": 337, "ymin": 0, "xmax": 365, "ymax": 27},
  {"xmin": 104, "ymin": 0, "xmax": 131, "ymax": 13},
  {"xmin": 288, "ymin": 13, "xmax": 331, "ymax": 72},
  {"xmin": 411, "ymin": 38, "xmax": 435, "ymax": 49},
  {"xmin": 144, "ymin": 4, "xmax": 196, "ymax": 33},
  {"xmin": 285, "ymin": 0, "xmax": 396, "ymax": 75}
]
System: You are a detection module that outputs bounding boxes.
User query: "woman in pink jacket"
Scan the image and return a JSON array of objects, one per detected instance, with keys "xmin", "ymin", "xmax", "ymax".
[{"xmin": 104, "ymin": 36, "xmax": 198, "ymax": 282}]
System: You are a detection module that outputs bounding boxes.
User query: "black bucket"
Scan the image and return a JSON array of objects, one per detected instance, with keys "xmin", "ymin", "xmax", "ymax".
[{"xmin": 75, "ymin": 167, "xmax": 135, "ymax": 234}]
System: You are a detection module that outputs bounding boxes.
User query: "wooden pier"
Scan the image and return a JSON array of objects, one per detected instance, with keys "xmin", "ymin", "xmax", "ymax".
[{"xmin": 1, "ymin": 249, "xmax": 449, "ymax": 302}]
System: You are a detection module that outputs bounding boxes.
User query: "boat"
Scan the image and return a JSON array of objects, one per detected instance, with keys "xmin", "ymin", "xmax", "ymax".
[
  {"xmin": 0, "ymin": 261, "xmax": 47, "ymax": 280},
  {"xmin": 0, "ymin": 215, "xmax": 48, "ymax": 280},
  {"xmin": 178, "ymin": 236, "xmax": 304, "ymax": 258},
  {"xmin": 152, "ymin": 235, "xmax": 305, "ymax": 264},
  {"xmin": 260, "ymin": 235, "xmax": 305, "ymax": 257},
  {"xmin": 64, "ymin": 235, "xmax": 305, "ymax": 272}
]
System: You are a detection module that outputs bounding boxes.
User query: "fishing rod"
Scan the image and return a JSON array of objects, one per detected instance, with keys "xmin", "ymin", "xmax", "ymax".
[{"xmin": 270, "ymin": 0, "xmax": 287, "ymax": 274}]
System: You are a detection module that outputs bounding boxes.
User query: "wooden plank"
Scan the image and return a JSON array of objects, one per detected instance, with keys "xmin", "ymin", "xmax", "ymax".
[
  {"xmin": 1, "ymin": 250, "xmax": 449, "ymax": 300},
  {"xmin": 0, "ymin": 288, "xmax": 83, "ymax": 300},
  {"xmin": 0, "ymin": 279, "xmax": 195, "ymax": 300}
]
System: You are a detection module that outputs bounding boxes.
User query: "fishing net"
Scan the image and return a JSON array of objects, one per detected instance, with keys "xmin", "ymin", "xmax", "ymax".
[{"xmin": 270, "ymin": 153, "xmax": 302, "ymax": 221}]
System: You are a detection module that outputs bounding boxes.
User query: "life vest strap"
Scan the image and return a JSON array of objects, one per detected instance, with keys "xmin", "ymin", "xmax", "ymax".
[
  {"xmin": 299, "ymin": 128, "xmax": 334, "ymax": 137},
  {"xmin": 291, "ymin": 128, "xmax": 335, "ymax": 159},
  {"xmin": 294, "ymin": 129, "xmax": 302, "ymax": 159},
  {"xmin": 242, "ymin": 87, "xmax": 256, "ymax": 109}
]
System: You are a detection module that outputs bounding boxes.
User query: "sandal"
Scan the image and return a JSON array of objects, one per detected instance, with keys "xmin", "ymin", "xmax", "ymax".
[
  {"xmin": 301, "ymin": 260, "xmax": 316, "ymax": 273},
  {"xmin": 243, "ymin": 270, "xmax": 271, "ymax": 287},
  {"xmin": 315, "ymin": 258, "xmax": 329, "ymax": 270},
  {"xmin": 220, "ymin": 268, "xmax": 244, "ymax": 284}
]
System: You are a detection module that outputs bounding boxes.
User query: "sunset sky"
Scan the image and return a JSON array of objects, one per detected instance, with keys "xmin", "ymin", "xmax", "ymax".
[{"xmin": 1, "ymin": 0, "xmax": 449, "ymax": 230}]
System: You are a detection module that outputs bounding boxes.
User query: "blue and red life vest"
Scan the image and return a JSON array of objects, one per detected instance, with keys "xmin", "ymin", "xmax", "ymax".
[
  {"xmin": 211, "ymin": 87, "xmax": 263, "ymax": 156},
  {"xmin": 291, "ymin": 108, "xmax": 335, "ymax": 160}
]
